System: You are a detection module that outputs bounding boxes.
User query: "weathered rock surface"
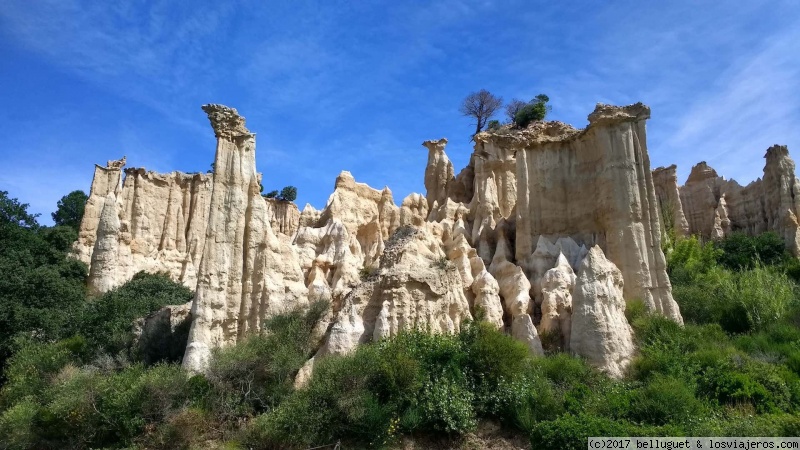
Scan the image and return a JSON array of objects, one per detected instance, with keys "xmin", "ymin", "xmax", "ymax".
[
  {"xmin": 183, "ymin": 104, "xmax": 308, "ymax": 372},
  {"xmin": 422, "ymin": 138, "xmax": 454, "ymax": 212},
  {"xmin": 670, "ymin": 145, "xmax": 800, "ymax": 256},
  {"xmin": 313, "ymin": 225, "xmax": 472, "ymax": 359},
  {"xmin": 539, "ymin": 253, "xmax": 575, "ymax": 349},
  {"xmin": 478, "ymin": 103, "xmax": 680, "ymax": 322},
  {"xmin": 75, "ymin": 101, "xmax": 694, "ymax": 381},
  {"xmin": 265, "ymin": 198, "xmax": 300, "ymax": 236},
  {"xmin": 652, "ymin": 164, "xmax": 690, "ymax": 238},
  {"xmin": 570, "ymin": 246, "xmax": 635, "ymax": 379}
]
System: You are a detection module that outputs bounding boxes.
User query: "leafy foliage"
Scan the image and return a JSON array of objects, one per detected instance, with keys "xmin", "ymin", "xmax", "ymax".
[
  {"xmin": 51, "ymin": 190, "xmax": 88, "ymax": 231},
  {"xmin": 513, "ymin": 94, "xmax": 551, "ymax": 128},
  {"xmin": 80, "ymin": 272, "xmax": 194, "ymax": 356}
]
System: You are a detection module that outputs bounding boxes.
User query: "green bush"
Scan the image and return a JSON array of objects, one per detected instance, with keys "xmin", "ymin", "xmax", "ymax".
[
  {"xmin": 627, "ymin": 376, "xmax": 704, "ymax": 425},
  {"xmin": 716, "ymin": 232, "xmax": 788, "ymax": 270},
  {"xmin": 530, "ymin": 414, "xmax": 682, "ymax": 450},
  {"xmin": 79, "ymin": 272, "xmax": 194, "ymax": 357},
  {"xmin": 206, "ymin": 300, "xmax": 328, "ymax": 419},
  {"xmin": 0, "ymin": 396, "xmax": 38, "ymax": 450},
  {"xmin": 0, "ymin": 192, "xmax": 88, "ymax": 380}
]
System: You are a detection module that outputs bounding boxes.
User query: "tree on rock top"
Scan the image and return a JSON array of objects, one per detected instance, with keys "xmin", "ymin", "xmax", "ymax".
[
  {"xmin": 460, "ymin": 89, "xmax": 503, "ymax": 137},
  {"xmin": 514, "ymin": 94, "xmax": 551, "ymax": 128},
  {"xmin": 279, "ymin": 186, "xmax": 297, "ymax": 202}
]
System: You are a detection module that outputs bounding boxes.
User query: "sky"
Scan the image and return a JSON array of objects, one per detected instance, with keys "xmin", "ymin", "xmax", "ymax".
[{"xmin": 1, "ymin": 0, "xmax": 798, "ymax": 224}]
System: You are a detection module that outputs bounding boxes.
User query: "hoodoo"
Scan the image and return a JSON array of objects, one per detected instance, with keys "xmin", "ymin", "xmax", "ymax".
[{"xmin": 74, "ymin": 102, "xmax": 685, "ymax": 377}]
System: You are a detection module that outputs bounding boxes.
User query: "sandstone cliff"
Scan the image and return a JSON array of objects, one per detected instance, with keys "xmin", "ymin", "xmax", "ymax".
[
  {"xmin": 183, "ymin": 105, "xmax": 308, "ymax": 372},
  {"xmin": 75, "ymin": 101, "xmax": 690, "ymax": 379},
  {"xmin": 470, "ymin": 103, "xmax": 681, "ymax": 323},
  {"xmin": 661, "ymin": 145, "xmax": 800, "ymax": 256}
]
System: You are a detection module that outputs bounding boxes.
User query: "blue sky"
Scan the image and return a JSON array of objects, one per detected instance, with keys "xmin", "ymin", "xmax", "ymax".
[{"xmin": 1, "ymin": 1, "xmax": 798, "ymax": 224}]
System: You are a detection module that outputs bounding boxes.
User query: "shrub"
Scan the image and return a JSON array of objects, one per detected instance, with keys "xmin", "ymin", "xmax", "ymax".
[
  {"xmin": 206, "ymin": 301, "xmax": 328, "ymax": 419},
  {"xmin": 627, "ymin": 376, "xmax": 704, "ymax": 425},
  {"xmin": 530, "ymin": 414, "xmax": 682, "ymax": 450},
  {"xmin": 486, "ymin": 119, "xmax": 501, "ymax": 131},
  {"xmin": 0, "ymin": 338, "xmax": 81, "ymax": 407},
  {"xmin": 512, "ymin": 94, "xmax": 550, "ymax": 128},
  {"xmin": 0, "ymin": 396, "xmax": 38, "ymax": 450},
  {"xmin": 79, "ymin": 272, "xmax": 194, "ymax": 357},
  {"xmin": 716, "ymin": 232, "xmax": 788, "ymax": 270}
]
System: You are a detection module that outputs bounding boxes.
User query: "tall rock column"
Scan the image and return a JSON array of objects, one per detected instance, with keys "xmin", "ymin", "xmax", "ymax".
[
  {"xmin": 422, "ymin": 138, "xmax": 454, "ymax": 211},
  {"xmin": 652, "ymin": 165, "xmax": 690, "ymax": 238},
  {"xmin": 183, "ymin": 104, "xmax": 264, "ymax": 372},
  {"xmin": 763, "ymin": 145, "xmax": 800, "ymax": 256}
]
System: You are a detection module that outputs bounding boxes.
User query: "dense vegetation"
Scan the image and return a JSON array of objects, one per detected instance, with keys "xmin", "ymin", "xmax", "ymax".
[{"xmin": 2, "ymin": 189, "xmax": 800, "ymax": 449}]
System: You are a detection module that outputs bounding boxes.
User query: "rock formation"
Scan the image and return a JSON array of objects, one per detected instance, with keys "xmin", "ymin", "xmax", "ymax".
[
  {"xmin": 652, "ymin": 164, "xmax": 690, "ymax": 239},
  {"xmin": 657, "ymin": 145, "xmax": 800, "ymax": 256},
  {"xmin": 570, "ymin": 246, "xmax": 635, "ymax": 379},
  {"xmin": 422, "ymin": 138, "xmax": 454, "ymax": 211},
  {"xmin": 539, "ymin": 253, "xmax": 575, "ymax": 349},
  {"xmin": 76, "ymin": 101, "xmax": 690, "ymax": 379},
  {"xmin": 475, "ymin": 103, "xmax": 681, "ymax": 323},
  {"xmin": 183, "ymin": 105, "xmax": 308, "ymax": 372}
]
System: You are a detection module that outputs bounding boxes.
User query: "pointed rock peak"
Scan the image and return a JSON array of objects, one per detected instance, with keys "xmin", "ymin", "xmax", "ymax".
[
  {"xmin": 579, "ymin": 246, "xmax": 618, "ymax": 278},
  {"xmin": 533, "ymin": 235, "xmax": 557, "ymax": 255},
  {"xmin": 587, "ymin": 102, "xmax": 650, "ymax": 126},
  {"xmin": 302, "ymin": 203, "xmax": 318, "ymax": 213},
  {"xmin": 334, "ymin": 171, "xmax": 357, "ymax": 189},
  {"xmin": 686, "ymin": 161, "xmax": 719, "ymax": 183},
  {"xmin": 201, "ymin": 104, "xmax": 251, "ymax": 139},
  {"xmin": 422, "ymin": 138, "xmax": 448, "ymax": 152},
  {"xmin": 554, "ymin": 252, "xmax": 573, "ymax": 273}
]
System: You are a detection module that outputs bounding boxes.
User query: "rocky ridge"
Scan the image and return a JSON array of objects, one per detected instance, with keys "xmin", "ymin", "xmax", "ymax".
[
  {"xmin": 653, "ymin": 145, "xmax": 800, "ymax": 255},
  {"xmin": 75, "ymin": 102, "xmax": 692, "ymax": 379}
]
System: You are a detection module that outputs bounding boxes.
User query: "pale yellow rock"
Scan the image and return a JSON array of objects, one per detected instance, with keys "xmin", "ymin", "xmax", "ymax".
[
  {"xmin": 511, "ymin": 314, "xmax": 544, "ymax": 356},
  {"xmin": 570, "ymin": 246, "xmax": 634, "ymax": 379},
  {"xmin": 183, "ymin": 104, "xmax": 308, "ymax": 373},
  {"xmin": 422, "ymin": 138, "xmax": 454, "ymax": 211},
  {"xmin": 87, "ymin": 193, "xmax": 121, "ymax": 295},
  {"xmin": 676, "ymin": 145, "xmax": 800, "ymax": 255},
  {"xmin": 399, "ymin": 193, "xmax": 429, "ymax": 227},
  {"xmin": 264, "ymin": 198, "xmax": 300, "ymax": 237},
  {"xmin": 507, "ymin": 103, "xmax": 681, "ymax": 322},
  {"xmin": 652, "ymin": 165, "xmax": 690, "ymax": 238},
  {"xmin": 73, "ymin": 162, "xmax": 124, "ymax": 266},
  {"xmin": 317, "ymin": 172, "xmax": 400, "ymax": 265},
  {"xmin": 539, "ymin": 253, "xmax": 575, "ymax": 349},
  {"xmin": 313, "ymin": 226, "xmax": 472, "ymax": 360}
]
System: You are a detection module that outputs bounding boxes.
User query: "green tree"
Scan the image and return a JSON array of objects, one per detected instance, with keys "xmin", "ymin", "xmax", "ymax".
[
  {"xmin": 51, "ymin": 190, "xmax": 88, "ymax": 231},
  {"xmin": 264, "ymin": 190, "xmax": 279, "ymax": 199},
  {"xmin": 514, "ymin": 94, "xmax": 551, "ymax": 128},
  {"xmin": 0, "ymin": 191, "xmax": 87, "ymax": 381},
  {"xmin": 505, "ymin": 99, "xmax": 526, "ymax": 122},
  {"xmin": 279, "ymin": 186, "xmax": 297, "ymax": 202}
]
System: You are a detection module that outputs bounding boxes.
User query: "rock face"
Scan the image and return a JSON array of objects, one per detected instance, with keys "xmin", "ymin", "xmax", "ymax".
[
  {"xmin": 265, "ymin": 198, "xmax": 300, "ymax": 236},
  {"xmin": 183, "ymin": 105, "xmax": 308, "ymax": 372},
  {"xmin": 570, "ymin": 246, "xmax": 634, "ymax": 379},
  {"xmin": 313, "ymin": 225, "xmax": 472, "ymax": 359},
  {"xmin": 477, "ymin": 103, "xmax": 680, "ymax": 322},
  {"xmin": 76, "ymin": 101, "xmax": 688, "ymax": 380},
  {"xmin": 652, "ymin": 165, "xmax": 690, "ymax": 239},
  {"xmin": 661, "ymin": 145, "xmax": 800, "ymax": 256},
  {"xmin": 422, "ymin": 138, "xmax": 454, "ymax": 211}
]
